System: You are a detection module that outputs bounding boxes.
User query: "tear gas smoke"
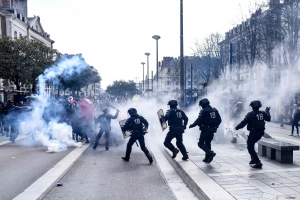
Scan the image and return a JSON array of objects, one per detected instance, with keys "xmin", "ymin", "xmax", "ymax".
[
  {"xmin": 16, "ymin": 54, "xmax": 90, "ymax": 152},
  {"xmin": 107, "ymin": 60, "xmax": 295, "ymax": 149}
]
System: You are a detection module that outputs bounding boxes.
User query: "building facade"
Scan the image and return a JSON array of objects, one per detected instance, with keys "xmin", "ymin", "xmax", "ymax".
[{"xmin": 0, "ymin": 0, "xmax": 55, "ymax": 102}]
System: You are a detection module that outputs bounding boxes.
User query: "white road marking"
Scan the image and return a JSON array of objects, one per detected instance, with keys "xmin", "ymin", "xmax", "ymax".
[{"xmin": 13, "ymin": 143, "xmax": 90, "ymax": 200}]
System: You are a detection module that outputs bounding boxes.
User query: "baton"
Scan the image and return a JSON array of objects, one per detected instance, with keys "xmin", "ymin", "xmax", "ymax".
[
  {"xmin": 136, "ymin": 141, "xmax": 139, "ymax": 147},
  {"xmin": 108, "ymin": 104, "xmax": 120, "ymax": 112}
]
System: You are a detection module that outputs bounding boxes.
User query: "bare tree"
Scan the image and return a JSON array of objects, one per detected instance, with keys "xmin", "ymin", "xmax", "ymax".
[
  {"xmin": 191, "ymin": 33, "xmax": 226, "ymax": 80},
  {"xmin": 281, "ymin": 0, "xmax": 300, "ymax": 71}
]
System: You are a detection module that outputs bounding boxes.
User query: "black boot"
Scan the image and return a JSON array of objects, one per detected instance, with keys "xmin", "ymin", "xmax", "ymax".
[
  {"xmin": 203, "ymin": 153, "xmax": 209, "ymax": 163},
  {"xmin": 122, "ymin": 157, "xmax": 129, "ymax": 162},
  {"xmin": 251, "ymin": 159, "xmax": 263, "ymax": 168},
  {"xmin": 249, "ymin": 156, "xmax": 255, "ymax": 165},
  {"xmin": 172, "ymin": 148, "xmax": 179, "ymax": 159},
  {"xmin": 146, "ymin": 153, "xmax": 153, "ymax": 164},
  {"xmin": 182, "ymin": 153, "xmax": 189, "ymax": 161},
  {"xmin": 207, "ymin": 151, "xmax": 216, "ymax": 163},
  {"xmin": 105, "ymin": 145, "xmax": 109, "ymax": 150}
]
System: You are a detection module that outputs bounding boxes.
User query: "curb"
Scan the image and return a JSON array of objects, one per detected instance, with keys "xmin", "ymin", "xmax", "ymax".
[
  {"xmin": 162, "ymin": 148, "xmax": 235, "ymax": 200},
  {"xmin": 148, "ymin": 143, "xmax": 198, "ymax": 200},
  {"xmin": 13, "ymin": 143, "xmax": 90, "ymax": 200}
]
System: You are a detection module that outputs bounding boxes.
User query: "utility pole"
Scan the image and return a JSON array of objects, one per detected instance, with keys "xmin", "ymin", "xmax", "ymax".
[
  {"xmin": 179, "ymin": 0, "xmax": 184, "ymax": 105},
  {"xmin": 145, "ymin": 53, "xmax": 150, "ymax": 90}
]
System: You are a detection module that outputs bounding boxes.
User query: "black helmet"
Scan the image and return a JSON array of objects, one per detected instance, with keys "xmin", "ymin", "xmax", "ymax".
[
  {"xmin": 7, "ymin": 100, "xmax": 12, "ymax": 104},
  {"xmin": 199, "ymin": 98, "xmax": 210, "ymax": 107},
  {"xmin": 167, "ymin": 100, "xmax": 178, "ymax": 107},
  {"xmin": 249, "ymin": 100, "xmax": 262, "ymax": 108},
  {"xmin": 128, "ymin": 108, "xmax": 137, "ymax": 116},
  {"xmin": 103, "ymin": 108, "xmax": 109, "ymax": 113}
]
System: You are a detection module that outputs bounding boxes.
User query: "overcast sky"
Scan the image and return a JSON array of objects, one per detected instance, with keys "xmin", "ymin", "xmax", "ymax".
[{"xmin": 28, "ymin": 0, "xmax": 264, "ymax": 89}]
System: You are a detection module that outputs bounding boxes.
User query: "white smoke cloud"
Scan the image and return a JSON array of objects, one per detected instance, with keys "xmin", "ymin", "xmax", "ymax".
[{"xmin": 18, "ymin": 54, "xmax": 90, "ymax": 152}]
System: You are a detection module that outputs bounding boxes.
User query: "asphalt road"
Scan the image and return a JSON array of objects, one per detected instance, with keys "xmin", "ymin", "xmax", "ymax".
[
  {"xmin": 0, "ymin": 137, "xmax": 75, "ymax": 200},
  {"xmin": 43, "ymin": 143, "xmax": 176, "ymax": 200}
]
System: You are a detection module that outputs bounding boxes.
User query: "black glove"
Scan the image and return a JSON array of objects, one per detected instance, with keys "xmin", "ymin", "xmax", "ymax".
[
  {"xmin": 265, "ymin": 107, "xmax": 271, "ymax": 113},
  {"xmin": 189, "ymin": 124, "xmax": 194, "ymax": 129},
  {"xmin": 184, "ymin": 126, "xmax": 186, "ymax": 130},
  {"xmin": 235, "ymin": 127, "xmax": 239, "ymax": 131}
]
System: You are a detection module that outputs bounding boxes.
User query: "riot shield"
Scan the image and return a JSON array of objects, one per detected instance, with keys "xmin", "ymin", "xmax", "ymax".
[
  {"xmin": 157, "ymin": 109, "xmax": 167, "ymax": 131},
  {"xmin": 119, "ymin": 119, "xmax": 132, "ymax": 138}
]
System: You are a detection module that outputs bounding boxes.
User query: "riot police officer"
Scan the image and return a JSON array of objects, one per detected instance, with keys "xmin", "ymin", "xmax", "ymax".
[
  {"xmin": 235, "ymin": 100, "xmax": 271, "ymax": 168},
  {"xmin": 121, "ymin": 108, "xmax": 153, "ymax": 164},
  {"xmin": 122, "ymin": 108, "xmax": 153, "ymax": 164},
  {"xmin": 189, "ymin": 98, "xmax": 222, "ymax": 163},
  {"xmin": 164, "ymin": 100, "xmax": 189, "ymax": 160},
  {"xmin": 93, "ymin": 108, "xmax": 119, "ymax": 150}
]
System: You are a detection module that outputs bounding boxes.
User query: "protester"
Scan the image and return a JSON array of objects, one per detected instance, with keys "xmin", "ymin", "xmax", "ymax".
[{"xmin": 290, "ymin": 104, "xmax": 300, "ymax": 136}]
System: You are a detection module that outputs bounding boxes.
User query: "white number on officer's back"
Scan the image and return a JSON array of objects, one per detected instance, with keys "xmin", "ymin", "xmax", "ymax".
[
  {"xmin": 256, "ymin": 114, "xmax": 263, "ymax": 120},
  {"xmin": 210, "ymin": 112, "xmax": 216, "ymax": 118},
  {"xmin": 176, "ymin": 112, "xmax": 182, "ymax": 118}
]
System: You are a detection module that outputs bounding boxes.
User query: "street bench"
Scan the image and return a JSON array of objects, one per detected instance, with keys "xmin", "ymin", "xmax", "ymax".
[{"xmin": 258, "ymin": 138, "xmax": 299, "ymax": 163}]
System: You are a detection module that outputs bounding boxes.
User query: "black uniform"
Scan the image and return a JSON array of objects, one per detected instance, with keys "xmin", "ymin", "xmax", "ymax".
[
  {"xmin": 93, "ymin": 110, "xmax": 119, "ymax": 150},
  {"xmin": 236, "ymin": 105, "xmax": 271, "ymax": 168},
  {"xmin": 164, "ymin": 108, "xmax": 189, "ymax": 159},
  {"xmin": 190, "ymin": 105, "xmax": 222, "ymax": 161},
  {"xmin": 121, "ymin": 111, "xmax": 153, "ymax": 164}
]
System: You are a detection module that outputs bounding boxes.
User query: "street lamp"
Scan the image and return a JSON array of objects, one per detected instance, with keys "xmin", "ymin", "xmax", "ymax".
[
  {"xmin": 141, "ymin": 62, "xmax": 145, "ymax": 91},
  {"xmin": 145, "ymin": 52, "xmax": 150, "ymax": 90},
  {"xmin": 152, "ymin": 35, "xmax": 160, "ymax": 92}
]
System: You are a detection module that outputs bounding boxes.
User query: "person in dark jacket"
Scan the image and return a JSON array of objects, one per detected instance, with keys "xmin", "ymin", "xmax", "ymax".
[
  {"xmin": 121, "ymin": 108, "xmax": 153, "ymax": 164},
  {"xmin": 235, "ymin": 100, "xmax": 271, "ymax": 168},
  {"xmin": 290, "ymin": 104, "xmax": 300, "ymax": 136},
  {"xmin": 93, "ymin": 108, "xmax": 119, "ymax": 150},
  {"xmin": 164, "ymin": 100, "xmax": 189, "ymax": 160},
  {"xmin": 189, "ymin": 98, "xmax": 222, "ymax": 163}
]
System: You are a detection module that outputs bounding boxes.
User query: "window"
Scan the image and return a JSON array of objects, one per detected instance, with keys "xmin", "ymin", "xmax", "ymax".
[
  {"xmin": 176, "ymin": 81, "xmax": 179, "ymax": 86},
  {"xmin": 14, "ymin": 31, "xmax": 17, "ymax": 39},
  {"xmin": 167, "ymin": 68, "xmax": 171, "ymax": 73},
  {"xmin": 188, "ymin": 81, "xmax": 191, "ymax": 85}
]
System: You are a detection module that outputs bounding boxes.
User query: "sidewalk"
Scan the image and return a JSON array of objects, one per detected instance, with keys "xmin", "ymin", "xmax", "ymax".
[{"xmin": 164, "ymin": 123, "xmax": 300, "ymax": 200}]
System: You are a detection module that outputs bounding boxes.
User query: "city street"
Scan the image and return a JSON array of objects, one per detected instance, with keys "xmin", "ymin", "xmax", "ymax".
[{"xmin": 0, "ymin": 121, "xmax": 299, "ymax": 199}]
